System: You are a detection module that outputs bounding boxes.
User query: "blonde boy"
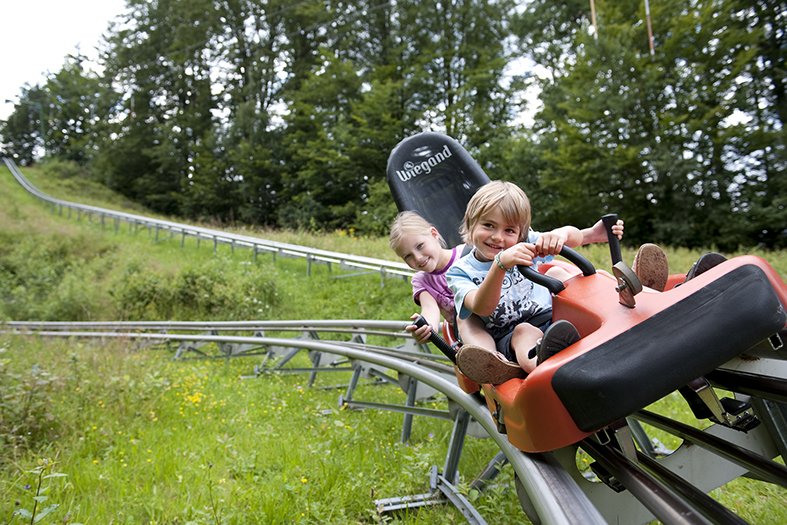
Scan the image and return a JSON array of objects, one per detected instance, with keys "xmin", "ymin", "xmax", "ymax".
[{"xmin": 446, "ymin": 181, "xmax": 592, "ymax": 384}]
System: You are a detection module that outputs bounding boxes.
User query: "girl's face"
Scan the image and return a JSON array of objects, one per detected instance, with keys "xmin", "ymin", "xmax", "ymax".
[
  {"xmin": 395, "ymin": 228, "xmax": 444, "ymax": 272},
  {"xmin": 470, "ymin": 208, "xmax": 522, "ymax": 262}
]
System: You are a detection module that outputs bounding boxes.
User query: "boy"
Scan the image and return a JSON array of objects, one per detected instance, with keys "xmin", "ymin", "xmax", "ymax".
[{"xmin": 446, "ymin": 181, "xmax": 612, "ymax": 384}]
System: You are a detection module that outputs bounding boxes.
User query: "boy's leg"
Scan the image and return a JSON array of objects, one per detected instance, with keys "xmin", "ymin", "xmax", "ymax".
[
  {"xmin": 509, "ymin": 322, "xmax": 542, "ymax": 373},
  {"xmin": 534, "ymin": 320, "xmax": 580, "ymax": 365},
  {"xmin": 455, "ymin": 315, "xmax": 526, "ymax": 384},
  {"xmin": 457, "ymin": 314, "xmax": 495, "ymax": 348},
  {"xmin": 685, "ymin": 252, "xmax": 726, "ymax": 281},
  {"xmin": 544, "ymin": 265, "xmax": 573, "ymax": 282}
]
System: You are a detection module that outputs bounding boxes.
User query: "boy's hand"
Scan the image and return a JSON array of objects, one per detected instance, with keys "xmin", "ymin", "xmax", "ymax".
[
  {"xmin": 533, "ymin": 231, "xmax": 568, "ymax": 257},
  {"xmin": 498, "ymin": 243, "xmax": 537, "ymax": 269}
]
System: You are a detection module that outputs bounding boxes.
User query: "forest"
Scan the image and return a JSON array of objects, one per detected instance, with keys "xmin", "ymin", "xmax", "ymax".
[{"xmin": 1, "ymin": 0, "xmax": 784, "ymax": 249}]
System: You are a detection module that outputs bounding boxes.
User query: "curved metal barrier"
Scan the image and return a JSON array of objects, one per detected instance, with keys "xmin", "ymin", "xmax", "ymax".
[{"xmin": 2, "ymin": 157, "xmax": 413, "ymax": 280}]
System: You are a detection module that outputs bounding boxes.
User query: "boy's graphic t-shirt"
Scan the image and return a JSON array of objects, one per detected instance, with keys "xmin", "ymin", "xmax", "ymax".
[{"xmin": 446, "ymin": 232, "xmax": 552, "ymax": 340}]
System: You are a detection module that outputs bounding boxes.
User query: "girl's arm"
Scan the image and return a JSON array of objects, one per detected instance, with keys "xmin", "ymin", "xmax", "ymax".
[
  {"xmin": 406, "ymin": 292, "xmax": 441, "ymax": 344},
  {"xmin": 417, "ymin": 292, "xmax": 441, "ymax": 330},
  {"xmin": 534, "ymin": 226, "xmax": 583, "ymax": 256}
]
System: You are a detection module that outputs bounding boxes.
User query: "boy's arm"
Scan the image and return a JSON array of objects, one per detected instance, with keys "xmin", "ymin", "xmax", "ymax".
[
  {"xmin": 462, "ymin": 269, "xmax": 505, "ymax": 318},
  {"xmin": 580, "ymin": 218, "xmax": 624, "ymax": 244},
  {"xmin": 462, "ymin": 246, "xmax": 532, "ymax": 317}
]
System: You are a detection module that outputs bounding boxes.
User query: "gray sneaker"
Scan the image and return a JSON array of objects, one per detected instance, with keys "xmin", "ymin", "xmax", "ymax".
[
  {"xmin": 632, "ymin": 243, "xmax": 669, "ymax": 291},
  {"xmin": 456, "ymin": 344, "xmax": 526, "ymax": 384},
  {"xmin": 535, "ymin": 320, "xmax": 580, "ymax": 365},
  {"xmin": 685, "ymin": 252, "xmax": 726, "ymax": 281}
]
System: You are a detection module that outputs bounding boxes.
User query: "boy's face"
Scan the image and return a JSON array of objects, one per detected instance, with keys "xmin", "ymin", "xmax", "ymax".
[
  {"xmin": 470, "ymin": 208, "xmax": 522, "ymax": 262},
  {"xmin": 395, "ymin": 228, "xmax": 443, "ymax": 272}
]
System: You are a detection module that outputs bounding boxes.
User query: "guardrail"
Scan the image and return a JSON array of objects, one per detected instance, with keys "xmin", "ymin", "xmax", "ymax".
[{"xmin": 2, "ymin": 157, "xmax": 414, "ymax": 281}]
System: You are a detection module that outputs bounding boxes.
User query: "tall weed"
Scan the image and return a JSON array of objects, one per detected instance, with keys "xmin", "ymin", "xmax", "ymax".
[
  {"xmin": 0, "ymin": 343, "xmax": 60, "ymax": 467},
  {"xmin": 0, "ymin": 232, "xmax": 114, "ymax": 320},
  {"xmin": 109, "ymin": 256, "xmax": 279, "ymax": 321}
]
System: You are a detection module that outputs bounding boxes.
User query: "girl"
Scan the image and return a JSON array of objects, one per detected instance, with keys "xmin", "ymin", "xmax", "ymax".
[{"xmin": 389, "ymin": 211, "xmax": 470, "ymax": 344}]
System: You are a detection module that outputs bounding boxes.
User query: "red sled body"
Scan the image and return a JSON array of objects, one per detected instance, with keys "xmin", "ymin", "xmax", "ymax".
[
  {"xmin": 473, "ymin": 255, "xmax": 785, "ymax": 452},
  {"xmin": 387, "ymin": 131, "xmax": 787, "ymax": 454}
]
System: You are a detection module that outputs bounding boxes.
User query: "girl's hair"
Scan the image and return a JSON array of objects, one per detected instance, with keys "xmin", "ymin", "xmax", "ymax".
[
  {"xmin": 389, "ymin": 211, "xmax": 446, "ymax": 251},
  {"xmin": 460, "ymin": 181, "xmax": 531, "ymax": 243}
]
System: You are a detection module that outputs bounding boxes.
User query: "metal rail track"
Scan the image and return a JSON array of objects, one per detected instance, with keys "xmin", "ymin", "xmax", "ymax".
[
  {"xmin": 4, "ymin": 322, "xmax": 786, "ymax": 524},
  {"xmin": 2, "ymin": 157, "xmax": 413, "ymax": 280}
]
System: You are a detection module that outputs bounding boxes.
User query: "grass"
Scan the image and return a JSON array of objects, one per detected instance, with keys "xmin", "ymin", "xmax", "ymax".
[
  {"xmin": 1, "ymin": 162, "xmax": 786, "ymax": 524},
  {"xmin": 1, "ymin": 336, "xmax": 523, "ymax": 524}
]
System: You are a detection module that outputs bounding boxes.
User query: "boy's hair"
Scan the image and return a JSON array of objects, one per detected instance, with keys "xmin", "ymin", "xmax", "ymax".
[
  {"xmin": 389, "ymin": 211, "xmax": 446, "ymax": 251},
  {"xmin": 460, "ymin": 181, "xmax": 531, "ymax": 243}
]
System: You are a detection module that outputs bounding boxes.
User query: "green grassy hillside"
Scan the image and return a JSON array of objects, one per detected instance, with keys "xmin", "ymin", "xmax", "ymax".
[{"xmin": 1, "ymin": 162, "xmax": 785, "ymax": 524}]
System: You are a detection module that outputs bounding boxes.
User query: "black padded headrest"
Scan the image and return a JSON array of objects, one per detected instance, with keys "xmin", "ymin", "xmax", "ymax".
[{"xmin": 387, "ymin": 132, "xmax": 490, "ymax": 247}]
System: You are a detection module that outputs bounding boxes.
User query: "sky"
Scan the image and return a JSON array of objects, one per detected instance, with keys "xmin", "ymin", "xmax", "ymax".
[
  {"xmin": 0, "ymin": 1, "xmax": 540, "ymax": 126},
  {"xmin": 0, "ymin": 0, "xmax": 126, "ymax": 120}
]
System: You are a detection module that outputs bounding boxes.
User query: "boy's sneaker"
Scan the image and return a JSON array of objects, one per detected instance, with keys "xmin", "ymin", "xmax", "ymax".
[
  {"xmin": 685, "ymin": 252, "xmax": 727, "ymax": 281},
  {"xmin": 534, "ymin": 320, "xmax": 580, "ymax": 365},
  {"xmin": 632, "ymin": 243, "xmax": 669, "ymax": 291},
  {"xmin": 456, "ymin": 344, "xmax": 526, "ymax": 384}
]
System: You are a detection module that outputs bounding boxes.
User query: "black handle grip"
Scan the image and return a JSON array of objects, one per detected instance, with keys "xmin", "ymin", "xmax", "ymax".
[
  {"xmin": 518, "ymin": 265, "xmax": 565, "ymax": 294},
  {"xmin": 413, "ymin": 315, "xmax": 457, "ymax": 364},
  {"xmin": 562, "ymin": 245, "xmax": 596, "ymax": 276},
  {"xmin": 517, "ymin": 245, "xmax": 596, "ymax": 295},
  {"xmin": 601, "ymin": 213, "xmax": 622, "ymax": 265}
]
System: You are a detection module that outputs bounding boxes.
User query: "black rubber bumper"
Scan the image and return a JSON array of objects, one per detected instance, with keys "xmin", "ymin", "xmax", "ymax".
[{"xmin": 553, "ymin": 265, "xmax": 786, "ymax": 432}]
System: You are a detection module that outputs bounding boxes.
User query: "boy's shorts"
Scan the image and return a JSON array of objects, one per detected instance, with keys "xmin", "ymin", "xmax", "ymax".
[{"xmin": 495, "ymin": 310, "xmax": 553, "ymax": 363}]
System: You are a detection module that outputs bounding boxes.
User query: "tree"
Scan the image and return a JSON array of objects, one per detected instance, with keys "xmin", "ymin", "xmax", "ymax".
[
  {"xmin": 41, "ymin": 55, "xmax": 116, "ymax": 164},
  {"xmin": 98, "ymin": 0, "xmax": 220, "ymax": 215},
  {"xmin": 512, "ymin": 0, "xmax": 786, "ymax": 248},
  {"xmin": 0, "ymin": 85, "xmax": 47, "ymax": 165}
]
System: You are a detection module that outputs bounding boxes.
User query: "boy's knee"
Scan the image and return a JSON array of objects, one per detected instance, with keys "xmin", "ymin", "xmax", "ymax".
[
  {"xmin": 513, "ymin": 322, "xmax": 541, "ymax": 339},
  {"xmin": 545, "ymin": 266, "xmax": 571, "ymax": 282}
]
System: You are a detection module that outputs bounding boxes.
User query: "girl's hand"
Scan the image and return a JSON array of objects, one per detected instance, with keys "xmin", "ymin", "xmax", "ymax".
[
  {"xmin": 610, "ymin": 219, "xmax": 624, "ymax": 240},
  {"xmin": 584, "ymin": 218, "xmax": 624, "ymax": 243},
  {"xmin": 405, "ymin": 313, "xmax": 432, "ymax": 344}
]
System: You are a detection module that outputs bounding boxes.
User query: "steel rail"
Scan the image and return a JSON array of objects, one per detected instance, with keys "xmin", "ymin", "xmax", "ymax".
[
  {"xmin": 633, "ymin": 451, "xmax": 748, "ymax": 524},
  {"xmin": 0, "ymin": 319, "xmax": 445, "ymax": 361},
  {"xmin": 2, "ymin": 157, "xmax": 413, "ymax": 279},
  {"xmin": 707, "ymin": 369, "xmax": 787, "ymax": 404},
  {"xmin": 2, "ymin": 319, "xmax": 411, "ymax": 333},
  {"xmin": 581, "ymin": 437, "xmax": 735, "ymax": 525},
  {"xmin": 5, "ymin": 329, "xmax": 607, "ymax": 525},
  {"xmin": 1, "ymin": 323, "xmax": 443, "ymax": 372},
  {"xmin": 634, "ymin": 409, "xmax": 787, "ymax": 488}
]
